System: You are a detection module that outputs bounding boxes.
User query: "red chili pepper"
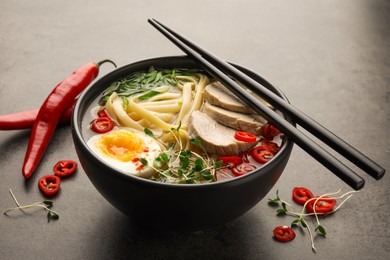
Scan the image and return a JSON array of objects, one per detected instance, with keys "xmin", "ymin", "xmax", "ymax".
[
  {"xmin": 261, "ymin": 123, "xmax": 281, "ymax": 140},
  {"xmin": 231, "ymin": 162, "xmax": 257, "ymax": 176},
  {"xmin": 260, "ymin": 139, "xmax": 281, "ymax": 154},
  {"xmin": 242, "ymin": 150, "xmax": 250, "ymax": 163},
  {"xmin": 22, "ymin": 60, "xmax": 116, "ymax": 179},
  {"xmin": 91, "ymin": 116, "xmax": 114, "ymax": 133},
  {"xmin": 38, "ymin": 175, "xmax": 61, "ymax": 196},
  {"xmin": 97, "ymin": 109, "xmax": 109, "ymax": 118},
  {"xmin": 306, "ymin": 196, "xmax": 337, "ymax": 214},
  {"xmin": 218, "ymin": 156, "xmax": 243, "ymax": 167},
  {"xmin": 273, "ymin": 226, "xmax": 296, "ymax": 242},
  {"xmin": 0, "ymin": 99, "xmax": 76, "ymax": 130},
  {"xmin": 234, "ymin": 131, "xmax": 257, "ymax": 142},
  {"xmin": 53, "ymin": 160, "xmax": 78, "ymax": 178},
  {"xmin": 251, "ymin": 145, "xmax": 274, "ymax": 164},
  {"xmin": 136, "ymin": 164, "xmax": 145, "ymax": 171},
  {"xmin": 292, "ymin": 187, "xmax": 314, "ymax": 205}
]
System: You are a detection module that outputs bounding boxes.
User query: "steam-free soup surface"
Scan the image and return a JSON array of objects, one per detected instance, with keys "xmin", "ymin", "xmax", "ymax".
[{"xmin": 83, "ymin": 67, "xmax": 283, "ymax": 184}]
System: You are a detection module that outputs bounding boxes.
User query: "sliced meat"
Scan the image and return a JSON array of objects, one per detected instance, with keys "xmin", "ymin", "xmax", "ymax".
[
  {"xmin": 204, "ymin": 81, "xmax": 253, "ymax": 114},
  {"xmin": 202, "ymin": 102, "xmax": 267, "ymax": 135},
  {"xmin": 190, "ymin": 111, "xmax": 257, "ymax": 156},
  {"xmin": 203, "ymin": 81, "xmax": 273, "ymax": 114}
]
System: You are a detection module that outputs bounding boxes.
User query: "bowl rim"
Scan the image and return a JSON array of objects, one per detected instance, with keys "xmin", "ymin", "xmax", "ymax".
[{"xmin": 72, "ymin": 55, "xmax": 295, "ymax": 189}]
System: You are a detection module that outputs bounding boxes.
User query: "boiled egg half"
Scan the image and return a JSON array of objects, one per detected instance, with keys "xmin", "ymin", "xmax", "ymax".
[{"xmin": 87, "ymin": 128, "xmax": 161, "ymax": 178}]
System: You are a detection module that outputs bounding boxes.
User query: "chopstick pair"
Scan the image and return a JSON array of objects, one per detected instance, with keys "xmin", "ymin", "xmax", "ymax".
[{"xmin": 148, "ymin": 18, "xmax": 385, "ymax": 190}]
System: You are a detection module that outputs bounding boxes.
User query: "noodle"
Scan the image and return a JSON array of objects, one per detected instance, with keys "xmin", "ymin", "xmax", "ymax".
[
  {"xmin": 112, "ymin": 97, "xmax": 144, "ymax": 131},
  {"xmin": 101, "ymin": 71, "xmax": 210, "ymax": 150}
]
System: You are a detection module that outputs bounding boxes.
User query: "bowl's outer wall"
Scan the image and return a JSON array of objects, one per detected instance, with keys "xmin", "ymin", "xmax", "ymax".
[{"xmin": 72, "ymin": 56, "xmax": 294, "ymax": 231}]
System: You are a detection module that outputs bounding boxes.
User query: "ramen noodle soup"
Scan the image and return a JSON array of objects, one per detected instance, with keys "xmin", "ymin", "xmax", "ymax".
[{"xmin": 84, "ymin": 67, "xmax": 283, "ymax": 184}]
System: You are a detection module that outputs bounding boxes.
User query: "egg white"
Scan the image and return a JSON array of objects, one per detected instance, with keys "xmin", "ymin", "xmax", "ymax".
[{"xmin": 87, "ymin": 128, "xmax": 161, "ymax": 178}]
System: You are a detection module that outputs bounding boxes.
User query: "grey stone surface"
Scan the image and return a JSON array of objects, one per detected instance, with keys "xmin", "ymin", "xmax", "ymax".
[{"xmin": 0, "ymin": 0, "xmax": 389, "ymax": 259}]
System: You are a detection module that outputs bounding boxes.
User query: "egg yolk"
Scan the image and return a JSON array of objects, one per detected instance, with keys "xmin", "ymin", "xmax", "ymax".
[{"xmin": 94, "ymin": 130, "xmax": 146, "ymax": 162}]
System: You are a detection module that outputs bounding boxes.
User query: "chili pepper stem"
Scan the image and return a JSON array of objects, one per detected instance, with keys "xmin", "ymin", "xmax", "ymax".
[{"xmin": 96, "ymin": 59, "xmax": 117, "ymax": 68}]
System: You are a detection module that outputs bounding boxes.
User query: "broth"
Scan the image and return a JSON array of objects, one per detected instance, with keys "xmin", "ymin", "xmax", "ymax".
[{"xmin": 82, "ymin": 67, "xmax": 283, "ymax": 184}]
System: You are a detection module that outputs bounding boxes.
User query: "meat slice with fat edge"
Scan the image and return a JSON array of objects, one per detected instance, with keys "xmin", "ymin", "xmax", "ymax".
[
  {"xmin": 190, "ymin": 110, "xmax": 257, "ymax": 156},
  {"xmin": 203, "ymin": 102, "xmax": 267, "ymax": 135}
]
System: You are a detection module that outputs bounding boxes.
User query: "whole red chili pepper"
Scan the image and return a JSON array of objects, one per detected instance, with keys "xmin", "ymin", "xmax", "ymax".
[
  {"xmin": 38, "ymin": 175, "xmax": 61, "ymax": 196},
  {"xmin": 22, "ymin": 59, "xmax": 116, "ymax": 179},
  {"xmin": 0, "ymin": 99, "xmax": 76, "ymax": 130},
  {"xmin": 53, "ymin": 160, "xmax": 78, "ymax": 178}
]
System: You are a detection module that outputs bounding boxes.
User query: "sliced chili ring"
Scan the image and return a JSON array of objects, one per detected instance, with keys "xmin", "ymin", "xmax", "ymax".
[
  {"xmin": 53, "ymin": 160, "xmax": 78, "ymax": 178},
  {"xmin": 260, "ymin": 139, "xmax": 281, "ymax": 154},
  {"xmin": 234, "ymin": 131, "xmax": 257, "ymax": 142},
  {"xmin": 231, "ymin": 162, "xmax": 257, "ymax": 176},
  {"xmin": 273, "ymin": 226, "xmax": 296, "ymax": 242},
  {"xmin": 306, "ymin": 196, "xmax": 337, "ymax": 214},
  {"xmin": 218, "ymin": 156, "xmax": 243, "ymax": 167},
  {"xmin": 38, "ymin": 175, "xmax": 61, "ymax": 197},
  {"xmin": 241, "ymin": 150, "xmax": 250, "ymax": 163},
  {"xmin": 261, "ymin": 123, "xmax": 281, "ymax": 140},
  {"xmin": 251, "ymin": 145, "xmax": 274, "ymax": 164},
  {"xmin": 97, "ymin": 109, "xmax": 109, "ymax": 118},
  {"xmin": 91, "ymin": 116, "xmax": 113, "ymax": 133},
  {"xmin": 292, "ymin": 187, "xmax": 314, "ymax": 205}
]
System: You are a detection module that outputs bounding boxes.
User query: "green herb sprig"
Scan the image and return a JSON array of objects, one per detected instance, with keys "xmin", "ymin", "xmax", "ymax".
[
  {"xmin": 142, "ymin": 126, "xmax": 221, "ymax": 184},
  {"xmin": 101, "ymin": 67, "xmax": 200, "ymax": 104},
  {"xmin": 268, "ymin": 189, "xmax": 357, "ymax": 253},
  {"xmin": 3, "ymin": 189, "xmax": 59, "ymax": 222}
]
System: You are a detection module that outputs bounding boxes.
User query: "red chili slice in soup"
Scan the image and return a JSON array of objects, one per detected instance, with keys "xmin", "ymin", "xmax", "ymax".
[
  {"xmin": 231, "ymin": 162, "xmax": 257, "ymax": 176},
  {"xmin": 97, "ymin": 109, "xmax": 109, "ymax": 118},
  {"xmin": 218, "ymin": 156, "xmax": 243, "ymax": 167},
  {"xmin": 261, "ymin": 123, "xmax": 280, "ymax": 140},
  {"xmin": 260, "ymin": 139, "xmax": 281, "ymax": 154},
  {"xmin": 91, "ymin": 116, "xmax": 113, "ymax": 133},
  {"xmin": 234, "ymin": 131, "xmax": 257, "ymax": 142},
  {"xmin": 251, "ymin": 145, "xmax": 274, "ymax": 164}
]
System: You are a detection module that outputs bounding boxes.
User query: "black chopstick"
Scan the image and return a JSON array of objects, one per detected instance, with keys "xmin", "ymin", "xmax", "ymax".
[
  {"xmin": 148, "ymin": 18, "xmax": 367, "ymax": 190},
  {"xmin": 149, "ymin": 19, "xmax": 385, "ymax": 182}
]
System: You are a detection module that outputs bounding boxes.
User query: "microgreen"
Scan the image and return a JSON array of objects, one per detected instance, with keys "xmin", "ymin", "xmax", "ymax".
[
  {"xmin": 139, "ymin": 158, "xmax": 149, "ymax": 165},
  {"xmin": 138, "ymin": 90, "xmax": 162, "ymax": 100},
  {"xmin": 268, "ymin": 189, "xmax": 357, "ymax": 253},
  {"xmin": 122, "ymin": 97, "xmax": 129, "ymax": 110},
  {"xmin": 142, "ymin": 126, "xmax": 218, "ymax": 184},
  {"xmin": 3, "ymin": 189, "xmax": 59, "ymax": 222},
  {"xmin": 100, "ymin": 67, "xmax": 201, "ymax": 104},
  {"xmin": 144, "ymin": 128, "xmax": 155, "ymax": 138}
]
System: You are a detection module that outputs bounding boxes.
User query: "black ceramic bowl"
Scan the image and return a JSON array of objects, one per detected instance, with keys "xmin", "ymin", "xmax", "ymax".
[{"xmin": 71, "ymin": 56, "xmax": 294, "ymax": 231}]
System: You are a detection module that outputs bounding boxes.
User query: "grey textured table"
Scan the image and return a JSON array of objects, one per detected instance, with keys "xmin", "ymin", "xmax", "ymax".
[{"xmin": 1, "ymin": 0, "xmax": 389, "ymax": 259}]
